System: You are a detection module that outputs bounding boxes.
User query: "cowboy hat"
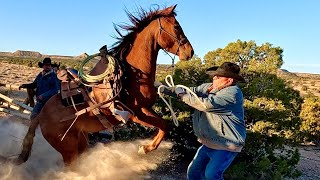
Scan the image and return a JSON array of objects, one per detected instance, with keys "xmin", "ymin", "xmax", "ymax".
[
  {"xmin": 38, "ymin": 57, "xmax": 53, "ymax": 68},
  {"xmin": 206, "ymin": 62, "xmax": 246, "ymax": 83}
]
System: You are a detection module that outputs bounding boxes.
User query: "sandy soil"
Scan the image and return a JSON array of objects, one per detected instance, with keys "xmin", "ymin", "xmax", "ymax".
[
  {"xmin": 295, "ymin": 146, "xmax": 320, "ymax": 180},
  {"xmin": 0, "ymin": 62, "xmax": 319, "ymax": 179}
]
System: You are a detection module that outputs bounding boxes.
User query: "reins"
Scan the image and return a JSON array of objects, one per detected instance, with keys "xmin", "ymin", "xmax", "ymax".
[{"xmin": 158, "ymin": 18, "xmax": 183, "ymax": 66}]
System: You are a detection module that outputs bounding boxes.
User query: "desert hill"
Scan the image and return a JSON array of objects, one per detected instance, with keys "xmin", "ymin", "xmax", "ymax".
[
  {"xmin": 0, "ymin": 50, "xmax": 319, "ymax": 98},
  {"xmin": 0, "ymin": 50, "xmax": 88, "ymax": 60},
  {"xmin": 277, "ymin": 69, "xmax": 320, "ymax": 97}
]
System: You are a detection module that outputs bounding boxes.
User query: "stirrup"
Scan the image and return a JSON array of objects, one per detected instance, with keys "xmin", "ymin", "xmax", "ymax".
[{"xmin": 112, "ymin": 108, "xmax": 131, "ymax": 123}]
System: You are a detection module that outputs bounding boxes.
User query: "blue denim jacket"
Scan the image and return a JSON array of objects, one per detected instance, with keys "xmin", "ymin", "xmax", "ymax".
[
  {"xmin": 30, "ymin": 70, "xmax": 60, "ymax": 102},
  {"xmin": 181, "ymin": 83, "xmax": 246, "ymax": 151}
]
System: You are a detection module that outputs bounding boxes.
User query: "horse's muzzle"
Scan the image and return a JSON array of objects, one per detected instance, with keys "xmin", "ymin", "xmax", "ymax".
[{"xmin": 179, "ymin": 42, "xmax": 194, "ymax": 61}]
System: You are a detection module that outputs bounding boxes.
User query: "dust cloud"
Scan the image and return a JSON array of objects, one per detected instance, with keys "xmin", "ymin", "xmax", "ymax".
[{"xmin": 0, "ymin": 118, "xmax": 173, "ymax": 180}]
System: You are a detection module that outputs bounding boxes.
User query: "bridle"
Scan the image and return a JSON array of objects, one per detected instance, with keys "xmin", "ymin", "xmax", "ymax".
[{"xmin": 157, "ymin": 18, "xmax": 188, "ymax": 66}]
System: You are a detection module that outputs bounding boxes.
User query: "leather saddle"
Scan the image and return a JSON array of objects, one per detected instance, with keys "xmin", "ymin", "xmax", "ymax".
[{"xmin": 57, "ymin": 68, "xmax": 85, "ymax": 107}]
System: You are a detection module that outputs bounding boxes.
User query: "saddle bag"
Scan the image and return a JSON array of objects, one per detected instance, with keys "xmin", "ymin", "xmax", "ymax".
[{"xmin": 60, "ymin": 81, "xmax": 85, "ymax": 107}]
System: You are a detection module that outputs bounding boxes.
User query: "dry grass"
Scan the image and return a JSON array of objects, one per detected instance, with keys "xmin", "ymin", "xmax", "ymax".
[{"xmin": 277, "ymin": 69, "xmax": 320, "ymax": 97}]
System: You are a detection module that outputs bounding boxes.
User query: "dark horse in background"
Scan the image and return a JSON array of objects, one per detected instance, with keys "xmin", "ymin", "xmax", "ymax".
[{"xmin": 16, "ymin": 5, "xmax": 194, "ymax": 165}]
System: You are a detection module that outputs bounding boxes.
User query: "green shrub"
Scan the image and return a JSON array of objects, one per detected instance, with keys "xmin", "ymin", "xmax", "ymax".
[{"xmin": 299, "ymin": 96, "xmax": 320, "ymax": 143}]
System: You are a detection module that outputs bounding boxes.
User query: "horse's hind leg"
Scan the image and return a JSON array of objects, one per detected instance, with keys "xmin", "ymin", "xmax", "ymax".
[
  {"xmin": 130, "ymin": 107, "xmax": 167, "ymax": 154},
  {"xmin": 16, "ymin": 116, "xmax": 39, "ymax": 164}
]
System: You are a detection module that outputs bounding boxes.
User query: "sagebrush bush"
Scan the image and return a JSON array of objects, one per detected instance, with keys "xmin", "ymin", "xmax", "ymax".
[{"xmin": 299, "ymin": 96, "xmax": 320, "ymax": 143}]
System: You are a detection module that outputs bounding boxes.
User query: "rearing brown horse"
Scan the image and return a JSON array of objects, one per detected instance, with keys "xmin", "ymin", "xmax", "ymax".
[{"xmin": 17, "ymin": 5, "xmax": 193, "ymax": 165}]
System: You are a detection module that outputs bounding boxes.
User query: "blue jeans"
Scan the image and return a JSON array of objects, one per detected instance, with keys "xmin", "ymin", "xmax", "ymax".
[
  {"xmin": 30, "ymin": 101, "xmax": 45, "ymax": 119},
  {"xmin": 187, "ymin": 145, "xmax": 238, "ymax": 180}
]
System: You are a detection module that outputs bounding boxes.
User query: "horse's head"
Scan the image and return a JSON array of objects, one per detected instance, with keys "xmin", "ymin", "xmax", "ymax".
[
  {"xmin": 111, "ymin": 5, "xmax": 194, "ymax": 62},
  {"xmin": 156, "ymin": 5, "xmax": 194, "ymax": 61}
]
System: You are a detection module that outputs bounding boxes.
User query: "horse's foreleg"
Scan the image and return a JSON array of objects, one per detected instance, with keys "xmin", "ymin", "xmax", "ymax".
[
  {"xmin": 78, "ymin": 131, "xmax": 88, "ymax": 154},
  {"xmin": 130, "ymin": 107, "xmax": 167, "ymax": 154},
  {"xmin": 15, "ymin": 117, "xmax": 39, "ymax": 164},
  {"xmin": 57, "ymin": 132, "xmax": 80, "ymax": 166}
]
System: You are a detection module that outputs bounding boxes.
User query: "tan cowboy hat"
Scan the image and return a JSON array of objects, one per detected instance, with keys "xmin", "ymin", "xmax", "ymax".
[
  {"xmin": 38, "ymin": 57, "xmax": 53, "ymax": 68},
  {"xmin": 206, "ymin": 62, "xmax": 246, "ymax": 83}
]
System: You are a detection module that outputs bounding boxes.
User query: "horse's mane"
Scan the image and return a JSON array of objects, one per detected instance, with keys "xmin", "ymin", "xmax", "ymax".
[{"xmin": 109, "ymin": 5, "xmax": 176, "ymax": 60}]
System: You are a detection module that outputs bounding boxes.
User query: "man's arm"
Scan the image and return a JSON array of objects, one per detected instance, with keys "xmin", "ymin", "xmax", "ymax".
[
  {"xmin": 188, "ymin": 83, "xmax": 212, "ymax": 96},
  {"xmin": 19, "ymin": 73, "xmax": 41, "ymax": 89},
  {"xmin": 180, "ymin": 87, "xmax": 237, "ymax": 113},
  {"xmin": 38, "ymin": 75, "xmax": 60, "ymax": 101}
]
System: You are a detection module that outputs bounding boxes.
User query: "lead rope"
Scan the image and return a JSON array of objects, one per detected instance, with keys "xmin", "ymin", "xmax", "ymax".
[
  {"xmin": 157, "ymin": 75, "xmax": 206, "ymax": 127},
  {"xmin": 60, "ymin": 83, "xmax": 80, "ymax": 141},
  {"xmin": 67, "ymin": 82, "xmax": 79, "ymax": 112},
  {"xmin": 60, "ymin": 115, "xmax": 79, "ymax": 141}
]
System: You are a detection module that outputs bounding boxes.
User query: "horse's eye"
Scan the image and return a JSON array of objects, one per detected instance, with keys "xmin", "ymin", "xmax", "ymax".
[
  {"xmin": 174, "ymin": 24, "xmax": 180, "ymax": 28},
  {"xmin": 179, "ymin": 38, "xmax": 187, "ymax": 45}
]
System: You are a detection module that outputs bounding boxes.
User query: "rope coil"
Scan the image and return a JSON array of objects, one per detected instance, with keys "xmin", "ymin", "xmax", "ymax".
[
  {"xmin": 158, "ymin": 75, "xmax": 206, "ymax": 127},
  {"xmin": 78, "ymin": 53, "xmax": 116, "ymax": 83}
]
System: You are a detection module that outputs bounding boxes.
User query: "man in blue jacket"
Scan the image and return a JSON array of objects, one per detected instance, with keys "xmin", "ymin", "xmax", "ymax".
[
  {"xmin": 163, "ymin": 62, "xmax": 246, "ymax": 180},
  {"xmin": 20, "ymin": 57, "xmax": 60, "ymax": 119}
]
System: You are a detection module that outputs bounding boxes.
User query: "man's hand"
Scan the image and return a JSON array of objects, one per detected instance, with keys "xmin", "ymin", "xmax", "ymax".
[
  {"xmin": 160, "ymin": 86, "xmax": 186, "ymax": 98},
  {"xmin": 154, "ymin": 81, "xmax": 163, "ymax": 88},
  {"xmin": 37, "ymin": 95, "xmax": 43, "ymax": 101},
  {"xmin": 174, "ymin": 87, "xmax": 185, "ymax": 96},
  {"xmin": 160, "ymin": 87, "xmax": 178, "ymax": 98},
  {"xmin": 19, "ymin": 84, "xmax": 27, "ymax": 90},
  {"xmin": 19, "ymin": 83, "xmax": 34, "ymax": 90},
  {"xmin": 213, "ymin": 80, "xmax": 233, "ymax": 91}
]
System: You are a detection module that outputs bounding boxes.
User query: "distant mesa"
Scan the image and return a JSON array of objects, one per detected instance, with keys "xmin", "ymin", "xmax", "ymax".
[
  {"xmin": 0, "ymin": 50, "xmax": 87, "ymax": 60},
  {"xmin": 77, "ymin": 53, "xmax": 89, "ymax": 59},
  {"xmin": 279, "ymin": 69, "xmax": 289, "ymax": 73},
  {"xmin": 13, "ymin": 50, "xmax": 42, "ymax": 58},
  {"xmin": 277, "ymin": 68, "xmax": 292, "ymax": 74},
  {"xmin": 277, "ymin": 68, "xmax": 298, "ymax": 78}
]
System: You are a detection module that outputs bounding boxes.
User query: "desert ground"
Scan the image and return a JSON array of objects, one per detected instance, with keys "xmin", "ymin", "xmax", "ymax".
[{"xmin": 0, "ymin": 62, "xmax": 319, "ymax": 179}]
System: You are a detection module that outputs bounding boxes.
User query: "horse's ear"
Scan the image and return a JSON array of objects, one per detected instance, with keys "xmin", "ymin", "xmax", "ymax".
[{"xmin": 167, "ymin": 4, "xmax": 177, "ymax": 13}]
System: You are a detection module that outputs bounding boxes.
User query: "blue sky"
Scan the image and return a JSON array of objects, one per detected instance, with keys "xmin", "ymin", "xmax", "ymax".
[{"xmin": 0, "ymin": 0, "xmax": 319, "ymax": 74}]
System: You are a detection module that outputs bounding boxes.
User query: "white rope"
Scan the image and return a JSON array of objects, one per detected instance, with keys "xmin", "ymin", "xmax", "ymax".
[
  {"xmin": 78, "ymin": 53, "xmax": 116, "ymax": 83},
  {"xmin": 157, "ymin": 75, "xmax": 206, "ymax": 127},
  {"xmin": 60, "ymin": 115, "xmax": 79, "ymax": 141},
  {"xmin": 158, "ymin": 85, "xmax": 179, "ymax": 126},
  {"xmin": 67, "ymin": 83, "xmax": 79, "ymax": 112}
]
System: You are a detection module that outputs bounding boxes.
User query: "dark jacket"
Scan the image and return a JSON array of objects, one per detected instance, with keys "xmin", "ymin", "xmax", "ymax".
[{"xmin": 28, "ymin": 70, "xmax": 60, "ymax": 102}]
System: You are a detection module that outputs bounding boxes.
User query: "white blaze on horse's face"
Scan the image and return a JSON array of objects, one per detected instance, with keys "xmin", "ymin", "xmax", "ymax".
[{"xmin": 157, "ymin": 16, "xmax": 194, "ymax": 61}]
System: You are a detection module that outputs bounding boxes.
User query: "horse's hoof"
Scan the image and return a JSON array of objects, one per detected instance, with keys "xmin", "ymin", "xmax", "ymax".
[
  {"xmin": 0, "ymin": 155, "xmax": 8, "ymax": 164},
  {"xmin": 11, "ymin": 157, "xmax": 24, "ymax": 165},
  {"xmin": 0, "ymin": 155, "xmax": 23, "ymax": 166},
  {"xmin": 138, "ymin": 145, "xmax": 147, "ymax": 154}
]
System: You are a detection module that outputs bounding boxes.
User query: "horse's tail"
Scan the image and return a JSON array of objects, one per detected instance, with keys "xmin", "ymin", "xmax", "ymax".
[{"xmin": 15, "ymin": 116, "xmax": 40, "ymax": 165}]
